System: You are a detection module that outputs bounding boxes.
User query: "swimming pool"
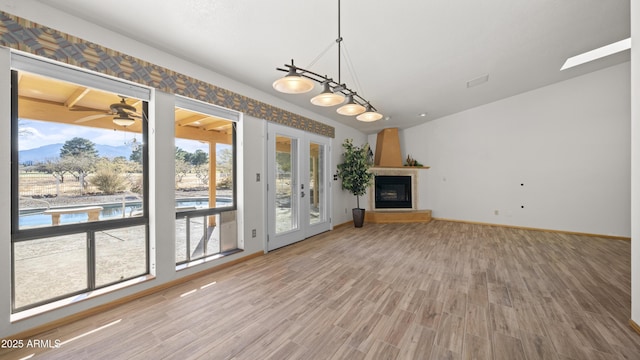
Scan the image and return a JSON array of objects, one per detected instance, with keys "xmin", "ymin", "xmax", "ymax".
[{"xmin": 19, "ymin": 197, "xmax": 232, "ymax": 228}]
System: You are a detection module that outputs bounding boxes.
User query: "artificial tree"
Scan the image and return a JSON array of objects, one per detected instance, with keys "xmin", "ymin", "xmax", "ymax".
[{"xmin": 336, "ymin": 138, "xmax": 374, "ymax": 227}]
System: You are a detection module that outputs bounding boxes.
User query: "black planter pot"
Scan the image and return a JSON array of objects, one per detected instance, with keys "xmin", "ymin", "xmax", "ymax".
[{"xmin": 352, "ymin": 208, "xmax": 365, "ymax": 228}]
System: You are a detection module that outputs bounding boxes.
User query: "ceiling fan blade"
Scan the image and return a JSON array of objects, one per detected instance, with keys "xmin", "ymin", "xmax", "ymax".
[{"xmin": 68, "ymin": 105, "xmax": 108, "ymax": 112}]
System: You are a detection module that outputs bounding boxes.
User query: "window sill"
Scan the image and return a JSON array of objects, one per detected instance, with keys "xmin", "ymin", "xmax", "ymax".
[
  {"xmin": 176, "ymin": 248, "xmax": 243, "ymax": 272},
  {"xmin": 10, "ymin": 274, "xmax": 156, "ymax": 323}
]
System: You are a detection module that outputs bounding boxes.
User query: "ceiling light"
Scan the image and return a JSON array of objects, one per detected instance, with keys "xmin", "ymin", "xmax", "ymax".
[
  {"xmin": 561, "ymin": 38, "xmax": 631, "ymax": 71},
  {"xmin": 337, "ymin": 94, "xmax": 366, "ymax": 116},
  {"xmin": 113, "ymin": 115, "xmax": 135, "ymax": 127},
  {"xmin": 418, "ymin": 113, "xmax": 428, "ymax": 117},
  {"xmin": 273, "ymin": 0, "xmax": 381, "ymax": 121},
  {"xmin": 272, "ymin": 62, "xmax": 315, "ymax": 94},
  {"xmin": 310, "ymin": 81, "xmax": 345, "ymax": 106},
  {"xmin": 356, "ymin": 104, "xmax": 383, "ymax": 122}
]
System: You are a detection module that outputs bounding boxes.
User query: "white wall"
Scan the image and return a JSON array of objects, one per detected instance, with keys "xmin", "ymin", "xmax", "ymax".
[
  {"xmin": 0, "ymin": 47, "xmax": 11, "ymax": 339},
  {"xmin": 630, "ymin": 0, "xmax": 640, "ymax": 326},
  {"xmin": 0, "ymin": 0, "xmax": 368, "ymax": 338},
  {"xmin": 241, "ymin": 115, "xmax": 267, "ymax": 252},
  {"xmin": 400, "ymin": 62, "xmax": 631, "ymax": 237},
  {"xmin": 332, "ymin": 129, "xmax": 370, "ymax": 224}
]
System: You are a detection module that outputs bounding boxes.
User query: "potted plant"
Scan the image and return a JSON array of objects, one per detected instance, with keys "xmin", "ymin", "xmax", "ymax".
[{"xmin": 337, "ymin": 139, "xmax": 374, "ymax": 227}]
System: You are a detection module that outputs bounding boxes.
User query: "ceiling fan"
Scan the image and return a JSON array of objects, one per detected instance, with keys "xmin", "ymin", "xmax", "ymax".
[{"xmin": 74, "ymin": 96, "xmax": 142, "ymax": 126}]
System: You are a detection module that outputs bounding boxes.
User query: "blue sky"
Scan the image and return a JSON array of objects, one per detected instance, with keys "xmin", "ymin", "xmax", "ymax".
[{"xmin": 19, "ymin": 119, "xmax": 209, "ymax": 153}]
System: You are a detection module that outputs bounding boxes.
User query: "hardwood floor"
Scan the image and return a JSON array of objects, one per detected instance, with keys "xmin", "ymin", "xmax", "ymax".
[{"xmin": 1, "ymin": 221, "xmax": 639, "ymax": 359}]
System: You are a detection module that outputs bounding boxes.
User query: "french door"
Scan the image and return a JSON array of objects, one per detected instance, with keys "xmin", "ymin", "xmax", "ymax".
[{"xmin": 267, "ymin": 124, "xmax": 331, "ymax": 251}]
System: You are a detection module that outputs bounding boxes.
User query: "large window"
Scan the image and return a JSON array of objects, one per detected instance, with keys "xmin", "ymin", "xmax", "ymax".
[
  {"xmin": 174, "ymin": 97, "xmax": 238, "ymax": 265},
  {"xmin": 11, "ymin": 56, "xmax": 151, "ymax": 312}
]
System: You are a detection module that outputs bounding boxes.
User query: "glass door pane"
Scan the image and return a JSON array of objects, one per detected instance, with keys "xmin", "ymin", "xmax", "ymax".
[
  {"xmin": 275, "ymin": 135, "xmax": 298, "ymax": 234},
  {"xmin": 267, "ymin": 125, "xmax": 304, "ymax": 251},
  {"xmin": 308, "ymin": 142, "xmax": 324, "ymax": 225},
  {"xmin": 303, "ymin": 133, "xmax": 331, "ymax": 239}
]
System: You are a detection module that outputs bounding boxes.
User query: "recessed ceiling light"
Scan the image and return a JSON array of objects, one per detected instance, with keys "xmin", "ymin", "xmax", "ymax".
[
  {"xmin": 384, "ymin": 116, "xmax": 392, "ymax": 121},
  {"xmin": 561, "ymin": 38, "xmax": 631, "ymax": 71},
  {"xmin": 467, "ymin": 74, "xmax": 489, "ymax": 88},
  {"xmin": 418, "ymin": 113, "xmax": 428, "ymax": 117}
]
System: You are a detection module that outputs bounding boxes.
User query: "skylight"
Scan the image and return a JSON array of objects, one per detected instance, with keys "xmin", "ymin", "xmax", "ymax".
[{"xmin": 561, "ymin": 38, "xmax": 631, "ymax": 71}]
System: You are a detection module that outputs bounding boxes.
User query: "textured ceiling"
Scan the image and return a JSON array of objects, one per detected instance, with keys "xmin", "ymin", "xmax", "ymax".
[{"xmin": 35, "ymin": 0, "xmax": 630, "ymax": 134}]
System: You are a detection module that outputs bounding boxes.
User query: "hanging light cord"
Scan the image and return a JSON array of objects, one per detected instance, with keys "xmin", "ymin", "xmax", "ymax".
[
  {"xmin": 341, "ymin": 42, "xmax": 364, "ymax": 99},
  {"xmin": 305, "ymin": 40, "xmax": 336, "ymax": 71}
]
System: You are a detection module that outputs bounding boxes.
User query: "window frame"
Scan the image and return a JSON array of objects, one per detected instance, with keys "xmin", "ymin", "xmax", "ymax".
[
  {"xmin": 9, "ymin": 59, "xmax": 151, "ymax": 313},
  {"xmin": 174, "ymin": 97, "xmax": 239, "ymax": 265}
]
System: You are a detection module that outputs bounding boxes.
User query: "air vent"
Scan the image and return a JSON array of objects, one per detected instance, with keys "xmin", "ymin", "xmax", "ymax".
[{"xmin": 467, "ymin": 74, "xmax": 489, "ymax": 88}]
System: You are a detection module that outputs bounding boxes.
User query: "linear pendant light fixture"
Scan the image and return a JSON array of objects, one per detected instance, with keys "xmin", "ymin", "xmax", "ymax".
[{"xmin": 273, "ymin": 0, "xmax": 382, "ymax": 122}]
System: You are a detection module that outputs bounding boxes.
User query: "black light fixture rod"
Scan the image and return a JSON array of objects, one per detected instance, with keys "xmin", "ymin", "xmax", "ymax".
[
  {"xmin": 275, "ymin": 63, "xmax": 378, "ymax": 112},
  {"xmin": 278, "ymin": 63, "xmax": 328, "ymax": 82},
  {"xmin": 337, "ymin": 0, "xmax": 341, "ymax": 84}
]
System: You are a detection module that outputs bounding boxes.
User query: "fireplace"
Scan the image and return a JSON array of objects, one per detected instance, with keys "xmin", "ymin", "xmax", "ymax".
[{"xmin": 374, "ymin": 175, "xmax": 412, "ymax": 209}]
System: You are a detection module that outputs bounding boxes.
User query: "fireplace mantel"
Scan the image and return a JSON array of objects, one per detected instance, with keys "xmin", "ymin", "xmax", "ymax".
[{"xmin": 371, "ymin": 166, "xmax": 430, "ymax": 171}]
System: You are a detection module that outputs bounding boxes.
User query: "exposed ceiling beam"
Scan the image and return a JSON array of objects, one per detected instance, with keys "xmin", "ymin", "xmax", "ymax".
[
  {"xmin": 175, "ymin": 114, "xmax": 209, "ymax": 126},
  {"xmin": 175, "ymin": 126, "xmax": 232, "ymax": 144},
  {"xmin": 203, "ymin": 120, "xmax": 232, "ymax": 131},
  {"xmin": 64, "ymin": 87, "xmax": 91, "ymax": 109}
]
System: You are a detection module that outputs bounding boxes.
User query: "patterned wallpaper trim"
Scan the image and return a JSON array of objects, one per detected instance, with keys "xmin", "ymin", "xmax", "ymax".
[{"xmin": 0, "ymin": 11, "xmax": 335, "ymax": 138}]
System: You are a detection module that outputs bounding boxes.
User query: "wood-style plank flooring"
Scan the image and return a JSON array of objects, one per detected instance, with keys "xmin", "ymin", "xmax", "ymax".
[{"xmin": 1, "ymin": 221, "xmax": 639, "ymax": 359}]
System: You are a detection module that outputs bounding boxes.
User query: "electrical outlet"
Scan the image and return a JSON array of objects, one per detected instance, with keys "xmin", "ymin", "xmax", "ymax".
[
  {"xmin": 494, "ymin": 210, "xmax": 499, "ymax": 215},
  {"xmin": 252, "ymin": 229, "xmax": 256, "ymax": 238}
]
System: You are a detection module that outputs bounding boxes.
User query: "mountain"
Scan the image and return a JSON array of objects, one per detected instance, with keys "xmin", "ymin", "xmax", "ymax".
[
  {"xmin": 95, "ymin": 144, "xmax": 133, "ymax": 159},
  {"xmin": 19, "ymin": 143, "xmax": 63, "ymax": 164},
  {"xmin": 19, "ymin": 143, "xmax": 132, "ymax": 164}
]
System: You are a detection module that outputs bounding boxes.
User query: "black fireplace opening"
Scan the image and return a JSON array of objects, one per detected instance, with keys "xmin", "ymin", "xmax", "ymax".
[{"xmin": 375, "ymin": 175, "xmax": 412, "ymax": 209}]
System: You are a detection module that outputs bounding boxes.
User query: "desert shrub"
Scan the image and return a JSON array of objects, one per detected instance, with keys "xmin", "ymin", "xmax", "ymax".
[
  {"xmin": 216, "ymin": 176, "xmax": 233, "ymax": 190},
  {"xmin": 90, "ymin": 160, "xmax": 127, "ymax": 194},
  {"xmin": 129, "ymin": 176, "xmax": 143, "ymax": 194}
]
